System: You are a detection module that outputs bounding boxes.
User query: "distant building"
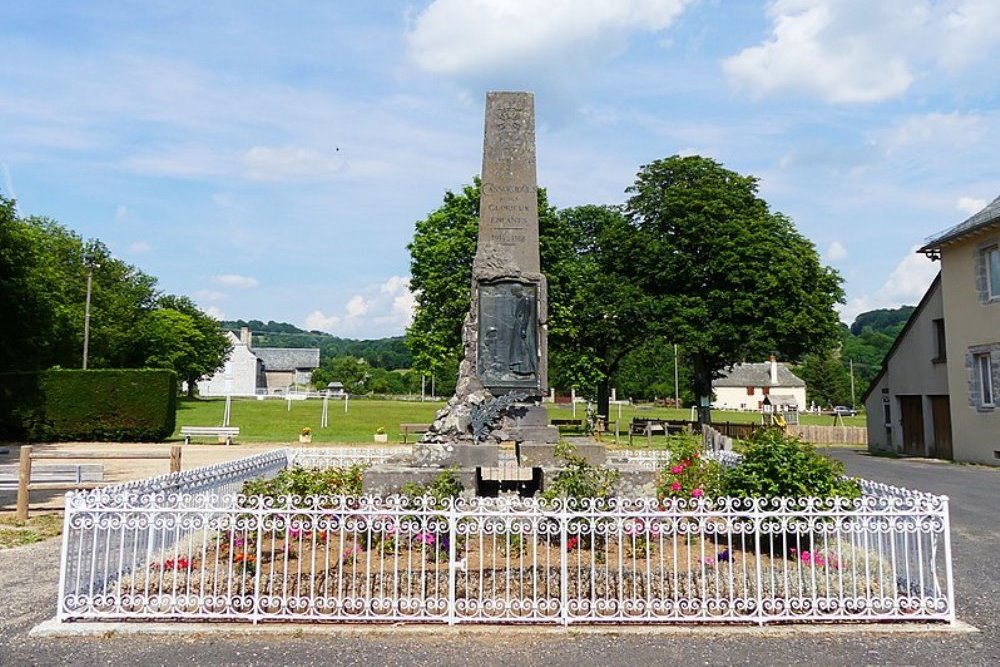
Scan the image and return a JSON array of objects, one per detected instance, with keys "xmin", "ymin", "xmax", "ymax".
[
  {"xmin": 712, "ymin": 356, "xmax": 806, "ymax": 412},
  {"xmin": 197, "ymin": 327, "xmax": 320, "ymax": 397},
  {"xmin": 864, "ymin": 194, "xmax": 1000, "ymax": 465}
]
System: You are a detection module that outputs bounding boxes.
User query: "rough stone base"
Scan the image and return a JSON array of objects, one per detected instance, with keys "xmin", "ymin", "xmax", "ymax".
[
  {"xmin": 362, "ymin": 466, "xmax": 478, "ymax": 497},
  {"xmin": 519, "ymin": 442, "xmax": 606, "ymax": 466},
  {"xmin": 608, "ymin": 465, "xmax": 659, "ymax": 498}
]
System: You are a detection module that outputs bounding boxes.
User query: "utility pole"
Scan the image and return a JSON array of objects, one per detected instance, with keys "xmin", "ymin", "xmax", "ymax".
[
  {"xmin": 82, "ymin": 255, "xmax": 99, "ymax": 369},
  {"xmin": 849, "ymin": 359, "xmax": 856, "ymax": 407}
]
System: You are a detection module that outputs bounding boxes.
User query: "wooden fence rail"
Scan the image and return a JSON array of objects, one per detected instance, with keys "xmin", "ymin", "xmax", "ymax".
[
  {"xmin": 787, "ymin": 425, "xmax": 868, "ymax": 445},
  {"xmin": 15, "ymin": 445, "xmax": 181, "ymax": 521}
]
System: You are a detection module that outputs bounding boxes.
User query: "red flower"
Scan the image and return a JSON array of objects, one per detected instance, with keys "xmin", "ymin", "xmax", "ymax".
[{"xmin": 566, "ymin": 537, "xmax": 580, "ymax": 552}]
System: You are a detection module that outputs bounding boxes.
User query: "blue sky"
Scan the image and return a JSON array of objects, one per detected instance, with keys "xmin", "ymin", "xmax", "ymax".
[{"xmin": 2, "ymin": 1, "xmax": 998, "ymax": 338}]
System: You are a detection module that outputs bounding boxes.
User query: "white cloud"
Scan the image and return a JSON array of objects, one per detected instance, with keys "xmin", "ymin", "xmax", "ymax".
[
  {"xmin": 194, "ymin": 289, "xmax": 227, "ymax": 302},
  {"xmin": 204, "ymin": 305, "xmax": 225, "ymax": 320},
  {"xmin": 213, "ymin": 274, "xmax": 260, "ymax": 289},
  {"xmin": 723, "ymin": 0, "xmax": 1000, "ymax": 103},
  {"xmin": 839, "ymin": 246, "xmax": 938, "ymax": 323},
  {"xmin": 957, "ymin": 196, "xmax": 987, "ymax": 215},
  {"xmin": 305, "ymin": 310, "xmax": 340, "ymax": 332},
  {"xmin": 127, "ymin": 240, "xmax": 151, "ymax": 254},
  {"xmin": 874, "ymin": 112, "xmax": 985, "ymax": 157},
  {"xmin": 407, "ymin": 0, "xmax": 689, "ymax": 84},
  {"xmin": 303, "ymin": 276, "xmax": 416, "ymax": 337},
  {"xmin": 242, "ymin": 146, "xmax": 345, "ymax": 181},
  {"xmin": 345, "ymin": 295, "xmax": 369, "ymax": 319},
  {"xmin": 115, "ymin": 205, "xmax": 130, "ymax": 222},
  {"xmin": 2, "ymin": 162, "xmax": 17, "ymax": 199},
  {"xmin": 825, "ymin": 240, "xmax": 847, "ymax": 261}
]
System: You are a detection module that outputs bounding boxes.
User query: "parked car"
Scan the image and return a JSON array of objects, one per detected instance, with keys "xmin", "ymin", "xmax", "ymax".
[{"xmin": 832, "ymin": 405, "xmax": 857, "ymax": 416}]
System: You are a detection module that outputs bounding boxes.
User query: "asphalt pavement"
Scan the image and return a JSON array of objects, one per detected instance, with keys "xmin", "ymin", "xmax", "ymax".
[{"xmin": 1, "ymin": 449, "xmax": 998, "ymax": 667}]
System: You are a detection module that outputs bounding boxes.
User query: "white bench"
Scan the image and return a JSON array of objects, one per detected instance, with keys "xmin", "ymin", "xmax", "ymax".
[
  {"xmin": 0, "ymin": 463, "xmax": 105, "ymax": 490},
  {"xmin": 180, "ymin": 426, "xmax": 240, "ymax": 445}
]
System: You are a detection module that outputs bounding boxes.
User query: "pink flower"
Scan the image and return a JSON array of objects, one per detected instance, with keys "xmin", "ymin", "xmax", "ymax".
[
  {"xmin": 691, "ymin": 488, "xmax": 704, "ymax": 498},
  {"xmin": 670, "ymin": 465, "xmax": 685, "ymax": 475},
  {"xmin": 800, "ymin": 551, "xmax": 812, "ymax": 564},
  {"xmin": 415, "ymin": 532, "xmax": 436, "ymax": 546},
  {"xmin": 671, "ymin": 482, "xmax": 682, "ymax": 492}
]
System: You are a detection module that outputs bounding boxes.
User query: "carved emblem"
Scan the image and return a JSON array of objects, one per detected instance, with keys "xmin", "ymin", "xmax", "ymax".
[{"xmin": 487, "ymin": 106, "xmax": 534, "ymax": 162}]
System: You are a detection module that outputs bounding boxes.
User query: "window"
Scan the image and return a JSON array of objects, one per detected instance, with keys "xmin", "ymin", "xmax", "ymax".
[
  {"xmin": 976, "ymin": 353, "xmax": 994, "ymax": 408},
  {"xmin": 987, "ymin": 245, "xmax": 1000, "ymax": 301},
  {"xmin": 932, "ymin": 318, "xmax": 946, "ymax": 362},
  {"xmin": 746, "ymin": 386, "xmax": 755, "ymax": 396},
  {"xmin": 762, "ymin": 386, "xmax": 770, "ymax": 396},
  {"xmin": 882, "ymin": 401, "xmax": 891, "ymax": 427}
]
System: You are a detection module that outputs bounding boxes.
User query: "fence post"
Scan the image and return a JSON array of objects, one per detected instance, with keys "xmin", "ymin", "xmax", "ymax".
[
  {"xmin": 753, "ymin": 499, "xmax": 764, "ymax": 626},
  {"xmin": 170, "ymin": 446, "xmax": 182, "ymax": 473},
  {"xmin": 16, "ymin": 445, "xmax": 33, "ymax": 521},
  {"xmin": 560, "ymin": 505, "xmax": 569, "ymax": 626},
  {"xmin": 447, "ymin": 500, "xmax": 457, "ymax": 625}
]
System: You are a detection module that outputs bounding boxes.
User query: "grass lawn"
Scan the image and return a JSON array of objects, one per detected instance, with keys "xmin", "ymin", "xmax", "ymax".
[
  {"xmin": 173, "ymin": 397, "xmax": 866, "ymax": 445},
  {"xmin": 0, "ymin": 512, "xmax": 62, "ymax": 549}
]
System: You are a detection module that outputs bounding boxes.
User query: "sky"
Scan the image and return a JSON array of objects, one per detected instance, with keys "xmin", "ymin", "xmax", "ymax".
[{"xmin": 1, "ymin": 0, "xmax": 998, "ymax": 339}]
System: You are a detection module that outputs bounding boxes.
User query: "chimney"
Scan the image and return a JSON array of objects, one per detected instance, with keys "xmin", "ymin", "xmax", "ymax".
[
  {"xmin": 769, "ymin": 354, "xmax": 778, "ymax": 385},
  {"xmin": 240, "ymin": 327, "xmax": 252, "ymax": 348}
]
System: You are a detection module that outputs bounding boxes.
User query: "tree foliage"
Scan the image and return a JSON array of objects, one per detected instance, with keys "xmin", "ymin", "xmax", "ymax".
[
  {"xmin": 623, "ymin": 155, "xmax": 845, "ymax": 422},
  {"xmin": 0, "ymin": 196, "xmax": 230, "ymax": 390}
]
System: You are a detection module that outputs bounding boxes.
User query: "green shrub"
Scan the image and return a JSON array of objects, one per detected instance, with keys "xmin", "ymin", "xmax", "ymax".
[
  {"xmin": 655, "ymin": 434, "xmax": 723, "ymax": 500},
  {"xmin": 241, "ymin": 464, "xmax": 365, "ymax": 501},
  {"xmin": 721, "ymin": 428, "xmax": 861, "ymax": 500},
  {"xmin": 400, "ymin": 467, "xmax": 464, "ymax": 503},
  {"xmin": 0, "ymin": 369, "xmax": 176, "ymax": 442},
  {"xmin": 542, "ymin": 442, "xmax": 620, "ymax": 503}
]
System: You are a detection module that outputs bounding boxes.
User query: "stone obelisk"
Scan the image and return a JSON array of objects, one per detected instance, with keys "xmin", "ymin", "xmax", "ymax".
[
  {"xmin": 473, "ymin": 91, "xmax": 547, "ymax": 395},
  {"xmin": 417, "ymin": 91, "xmax": 558, "ymax": 460}
]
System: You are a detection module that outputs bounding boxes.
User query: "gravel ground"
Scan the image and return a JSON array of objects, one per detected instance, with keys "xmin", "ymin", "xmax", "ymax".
[{"xmin": 1, "ymin": 449, "xmax": 998, "ymax": 666}]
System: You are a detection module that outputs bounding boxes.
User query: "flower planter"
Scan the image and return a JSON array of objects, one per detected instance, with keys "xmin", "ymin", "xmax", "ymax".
[{"xmin": 373, "ymin": 433, "xmax": 388, "ymax": 443}]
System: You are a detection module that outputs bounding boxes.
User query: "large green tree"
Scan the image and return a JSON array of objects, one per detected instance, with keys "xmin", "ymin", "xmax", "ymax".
[
  {"xmin": 406, "ymin": 179, "xmax": 563, "ymax": 383},
  {"xmin": 548, "ymin": 205, "xmax": 652, "ymax": 420},
  {"xmin": 145, "ymin": 295, "xmax": 232, "ymax": 396},
  {"xmin": 624, "ymin": 155, "xmax": 844, "ymax": 423}
]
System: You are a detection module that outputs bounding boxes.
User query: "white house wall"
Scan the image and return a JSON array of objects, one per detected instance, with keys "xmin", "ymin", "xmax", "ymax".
[
  {"xmin": 197, "ymin": 334, "xmax": 259, "ymax": 397},
  {"xmin": 713, "ymin": 386, "xmax": 806, "ymax": 412}
]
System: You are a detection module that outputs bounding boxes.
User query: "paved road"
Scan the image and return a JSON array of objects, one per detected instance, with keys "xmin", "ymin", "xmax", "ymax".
[{"xmin": 1, "ymin": 450, "xmax": 998, "ymax": 666}]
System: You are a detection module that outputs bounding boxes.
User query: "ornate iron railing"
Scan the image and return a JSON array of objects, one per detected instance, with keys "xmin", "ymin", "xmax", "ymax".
[{"xmin": 58, "ymin": 489, "xmax": 953, "ymax": 625}]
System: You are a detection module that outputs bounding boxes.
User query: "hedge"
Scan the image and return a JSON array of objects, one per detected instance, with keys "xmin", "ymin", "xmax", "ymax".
[{"xmin": 0, "ymin": 369, "xmax": 177, "ymax": 442}]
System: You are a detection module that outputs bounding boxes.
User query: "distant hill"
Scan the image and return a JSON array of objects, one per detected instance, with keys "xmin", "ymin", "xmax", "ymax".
[
  {"xmin": 849, "ymin": 306, "xmax": 915, "ymax": 337},
  {"xmin": 220, "ymin": 320, "xmax": 411, "ymax": 370}
]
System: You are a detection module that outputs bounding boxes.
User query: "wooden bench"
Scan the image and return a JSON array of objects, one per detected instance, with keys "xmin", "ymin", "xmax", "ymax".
[
  {"xmin": 550, "ymin": 418, "xmax": 583, "ymax": 431},
  {"xmin": 180, "ymin": 426, "xmax": 240, "ymax": 445},
  {"xmin": 628, "ymin": 419, "xmax": 692, "ymax": 445},
  {"xmin": 0, "ymin": 463, "xmax": 105, "ymax": 490},
  {"xmin": 400, "ymin": 423, "xmax": 431, "ymax": 444}
]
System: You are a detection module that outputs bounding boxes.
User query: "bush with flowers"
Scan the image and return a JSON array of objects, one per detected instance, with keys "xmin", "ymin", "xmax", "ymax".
[{"xmin": 655, "ymin": 435, "xmax": 723, "ymax": 501}]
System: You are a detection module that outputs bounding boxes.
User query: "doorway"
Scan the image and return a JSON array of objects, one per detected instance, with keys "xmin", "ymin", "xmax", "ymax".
[
  {"xmin": 929, "ymin": 395, "xmax": 953, "ymax": 460},
  {"xmin": 899, "ymin": 395, "xmax": 925, "ymax": 456}
]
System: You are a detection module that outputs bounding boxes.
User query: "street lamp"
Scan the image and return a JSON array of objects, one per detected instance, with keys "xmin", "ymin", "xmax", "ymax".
[{"xmin": 82, "ymin": 254, "xmax": 100, "ymax": 370}]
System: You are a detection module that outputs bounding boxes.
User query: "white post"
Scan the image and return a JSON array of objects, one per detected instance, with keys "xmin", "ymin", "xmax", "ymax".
[
  {"xmin": 571, "ymin": 388, "xmax": 576, "ymax": 417},
  {"xmin": 673, "ymin": 343, "xmax": 679, "ymax": 408},
  {"xmin": 223, "ymin": 394, "xmax": 232, "ymax": 427},
  {"xmin": 549, "ymin": 387, "xmax": 555, "ymax": 403},
  {"xmin": 82, "ymin": 266, "xmax": 93, "ymax": 370},
  {"xmin": 421, "ymin": 375, "xmax": 426, "ymax": 402},
  {"xmin": 611, "ymin": 388, "xmax": 616, "ymax": 402},
  {"xmin": 321, "ymin": 394, "xmax": 329, "ymax": 428},
  {"xmin": 345, "ymin": 393, "xmax": 349, "ymax": 414},
  {"xmin": 287, "ymin": 394, "xmax": 292, "ymax": 412}
]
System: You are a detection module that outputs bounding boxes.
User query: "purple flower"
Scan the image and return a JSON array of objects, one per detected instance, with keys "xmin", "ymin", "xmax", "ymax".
[{"xmin": 717, "ymin": 549, "xmax": 730, "ymax": 562}]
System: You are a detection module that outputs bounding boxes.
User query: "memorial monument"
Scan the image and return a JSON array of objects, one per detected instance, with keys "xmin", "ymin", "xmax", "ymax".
[{"xmin": 364, "ymin": 92, "xmax": 607, "ymax": 496}]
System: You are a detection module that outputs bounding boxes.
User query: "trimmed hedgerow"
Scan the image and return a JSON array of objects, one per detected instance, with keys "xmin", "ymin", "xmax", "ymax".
[{"xmin": 0, "ymin": 369, "xmax": 177, "ymax": 442}]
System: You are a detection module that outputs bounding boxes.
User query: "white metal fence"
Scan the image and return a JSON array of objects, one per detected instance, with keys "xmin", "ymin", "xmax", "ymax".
[{"xmin": 58, "ymin": 467, "xmax": 953, "ymax": 624}]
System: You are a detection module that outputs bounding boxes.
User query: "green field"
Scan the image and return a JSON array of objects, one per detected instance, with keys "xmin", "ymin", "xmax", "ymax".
[{"xmin": 173, "ymin": 397, "xmax": 865, "ymax": 445}]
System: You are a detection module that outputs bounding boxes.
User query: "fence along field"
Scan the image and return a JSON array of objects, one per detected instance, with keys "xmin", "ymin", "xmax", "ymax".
[{"xmin": 57, "ymin": 449, "xmax": 952, "ymax": 625}]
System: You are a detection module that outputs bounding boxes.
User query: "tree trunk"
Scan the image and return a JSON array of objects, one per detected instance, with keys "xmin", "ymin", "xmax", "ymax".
[
  {"xmin": 692, "ymin": 355, "xmax": 713, "ymax": 425},
  {"xmin": 596, "ymin": 378, "xmax": 611, "ymax": 430},
  {"xmin": 186, "ymin": 376, "xmax": 196, "ymax": 398}
]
